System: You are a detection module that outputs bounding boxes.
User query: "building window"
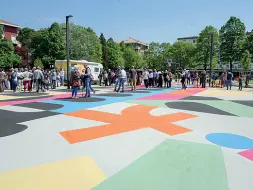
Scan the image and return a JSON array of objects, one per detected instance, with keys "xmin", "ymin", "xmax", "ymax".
[
  {"xmin": 193, "ymin": 40, "xmax": 196, "ymax": 43},
  {"xmin": 11, "ymin": 35, "xmax": 16, "ymax": 41},
  {"xmin": 94, "ymin": 67, "xmax": 99, "ymax": 72}
]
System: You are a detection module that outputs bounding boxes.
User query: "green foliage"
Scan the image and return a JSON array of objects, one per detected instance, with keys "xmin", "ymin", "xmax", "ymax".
[
  {"xmin": 66, "ymin": 24, "xmax": 102, "ymax": 63},
  {"xmin": 17, "ymin": 27, "xmax": 35, "ymax": 48},
  {"xmin": 219, "ymin": 16, "xmax": 246, "ymax": 70},
  {"xmin": 122, "ymin": 45, "xmax": 138, "ymax": 69},
  {"xmin": 196, "ymin": 26, "xmax": 219, "ymax": 70},
  {"xmin": 246, "ymin": 31, "xmax": 253, "ymax": 60},
  {"xmin": 0, "ymin": 38, "xmax": 21, "ymax": 67},
  {"xmin": 100, "ymin": 33, "xmax": 109, "ymax": 69},
  {"xmin": 31, "ymin": 23, "xmax": 65, "ymax": 68},
  {"xmin": 107, "ymin": 38, "xmax": 124, "ymax": 69},
  {"xmin": 171, "ymin": 41, "xmax": 196, "ymax": 69},
  {"xmin": 241, "ymin": 50, "xmax": 251, "ymax": 71},
  {"xmin": 34, "ymin": 58, "xmax": 44, "ymax": 68},
  {"xmin": 0, "ymin": 25, "xmax": 3, "ymax": 36}
]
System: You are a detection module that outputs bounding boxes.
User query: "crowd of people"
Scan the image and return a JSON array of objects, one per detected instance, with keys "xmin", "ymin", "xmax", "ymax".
[
  {"xmin": 0, "ymin": 67, "xmax": 65, "ymax": 93},
  {"xmin": 1, "ymin": 65, "xmax": 251, "ymax": 97}
]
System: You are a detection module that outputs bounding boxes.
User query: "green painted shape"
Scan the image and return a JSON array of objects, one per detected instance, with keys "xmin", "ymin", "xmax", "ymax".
[
  {"xmin": 92, "ymin": 139, "xmax": 228, "ymax": 190},
  {"xmin": 126, "ymin": 100, "xmax": 167, "ymax": 107},
  {"xmin": 196, "ymin": 100, "xmax": 253, "ymax": 118}
]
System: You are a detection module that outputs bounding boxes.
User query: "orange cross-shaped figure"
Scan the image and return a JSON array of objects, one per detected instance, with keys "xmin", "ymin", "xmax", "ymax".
[{"xmin": 61, "ymin": 105, "xmax": 196, "ymax": 144}]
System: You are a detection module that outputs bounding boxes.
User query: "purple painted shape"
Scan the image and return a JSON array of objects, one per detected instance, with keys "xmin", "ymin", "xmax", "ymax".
[
  {"xmin": 1, "ymin": 94, "xmax": 72, "ymax": 106},
  {"xmin": 137, "ymin": 93, "xmax": 188, "ymax": 100},
  {"xmin": 238, "ymin": 149, "xmax": 253, "ymax": 161}
]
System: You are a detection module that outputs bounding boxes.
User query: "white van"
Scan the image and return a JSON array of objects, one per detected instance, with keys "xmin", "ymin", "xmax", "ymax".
[{"xmin": 55, "ymin": 60, "xmax": 103, "ymax": 84}]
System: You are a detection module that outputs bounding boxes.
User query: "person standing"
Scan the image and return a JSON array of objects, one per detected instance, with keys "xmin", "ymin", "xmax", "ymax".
[
  {"xmin": 83, "ymin": 64, "xmax": 92, "ymax": 97},
  {"xmin": 103, "ymin": 71, "xmax": 108, "ymax": 86},
  {"xmin": 51, "ymin": 69, "xmax": 57, "ymax": 89},
  {"xmin": 22, "ymin": 68, "xmax": 32, "ymax": 92},
  {"xmin": 201, "ymin": 70, "xmax": 206, "ymax": 88},
  {"xmin": 0, "ymin": 69, "xmax": 6, "ymax": 92},
  {"xmin": 11, "ymin": 68, "xmax": 18, "ymax": 93},
  {"xmin": 142, "ymin": 69, "xmax": 149, "ymax": 89},
  {"xmin": 60, "ymin": 69, "xmax": 65, "ymax": 86},
  {"xmin": 226, "ymin": 70, "xmax": 233, "ymax": 90},
  {"xmin": 148, "ymin": 70, "xmax": 154, "ymax": 87},
  {"xmin": 33, "ymin": 67, "xmax": 44, "ymax": 93},
  {"xmin": 117, "ymin": 67, "xmax": 126, "ymax": 92},
  {"xmin": 153, "ymin": 69, "xmax": 158, "ymax": 86},
  {"xmin": 71, "ymin": 65, "xmax": 81, "ymax": 98},
  {"xmin": 98, "ymin": 71, "xmax": 103, "ymax": 86},
  {"xmin": 181, "ymin": 69, "xmax": 187, "ymax": 89},
  {"xmin": 238, "ymin": 74, "xmax": 243, "ymax": 91},
  {"xmin": 163, "ymin": 70, "xmax": 168, "ymax": 88},
  {"xmin": 114, "ymin": 66, "xmax": 121, "ymax": 91},
  {"xmin": 168, "ymin": 71, "xmax": 173, "ymax": 88},
  {"xmin": 129, "ymin": 66, "xmax": 137, "ymax": 91}
]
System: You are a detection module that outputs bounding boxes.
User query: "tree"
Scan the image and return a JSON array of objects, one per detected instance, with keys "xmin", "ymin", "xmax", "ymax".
[
  {"xmin": 31, "ymin": 23, "xmax": 65, "ymax": 68},
  {"xmin": 246, "ymin": 31, "xmax": 253, "ymax": 60},
  {"xmin": 171, "ymin": 41, "xmax": 196, "ymax": 69},
  {"xmin": 100, "ymin": 33, "xmax": 109, "ymax": 69},
  {"xmin": 0, "ymin": 38, "xmax": 21, "ymax": 67},
  {"xmin": 241, "ymin": 50, "xmax": 251, "ymax": 71},
  {"xmin": 122, "ymin": 45, "xmax": 138, "ymax": 69},
  {"xmin": 107, "ymin": 38, "xmax": 124, "ymax": 69},
  {"xmin": 34, "ymin": 58, "xmax": 44, "ymax": 68},
  {"xmin": 66, "ymin": 24, "xmax": 102, "ymax": 62},
  {"xmin": 196, "ymin": 26, "xmax": 219, "ymax": 70},
  {"xmin": 17, "ymin": 27, "xmax": 35, "ymax": 48},
  {"xmin": 219, "ymin": 16, "xmax": 246, "ymax": 71}
]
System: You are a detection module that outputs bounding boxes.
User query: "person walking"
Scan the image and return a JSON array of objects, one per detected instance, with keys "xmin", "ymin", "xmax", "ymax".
[
  {"xmin": 148, "ymin": 70, "xmax": 154, "ymax": 87},
  {"xmin": 163, "ymin": 70, "xmax": 168, "ymax": 88},
  {"xmin": 51, "ymin": 69, "xmax": 57, "ymax": 89},
  {"xmin": 98, "ymin": 71, "xmax": 103, "ymax": 86},
  {"xmin": 180, "ymin": 69, "xmax": 187, "ymax": 89},
  {"xmin": 103, "ymin": 71, "xmax": 108, "ymax": 86},
  {"xmin": 71, "ymin": 65, "xmax": 81, "ymax": 98}
]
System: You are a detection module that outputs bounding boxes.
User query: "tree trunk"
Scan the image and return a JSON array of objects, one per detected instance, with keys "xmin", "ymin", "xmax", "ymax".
[
  {"xmin": 204, "ymin": 62, "xmax": 207, "ymax": 71},
  {"xmin": 230, "ymin": 61, "xmax": 233, "ymax": 72}
]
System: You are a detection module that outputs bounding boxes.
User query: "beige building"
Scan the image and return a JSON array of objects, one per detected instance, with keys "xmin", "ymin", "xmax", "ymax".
[
  {"xmin": 177, "ymin": 36, "xmax": 198, "ymax": 44},
  {"xmin": 120, "ymin": 38, "xmax": 149, "ymax": 54}
]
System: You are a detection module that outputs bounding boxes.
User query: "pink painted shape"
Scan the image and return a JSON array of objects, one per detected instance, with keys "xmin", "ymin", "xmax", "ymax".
[
  {"xmin": 185, "ymin": 88, "xmax": 206, "ymax": 94},
  {"xmin": 137, "ymin": 93, "xmax": 188, "ymax": 100},
  {"xmin": 238, "ymin": 149, "xmax": 253, "ymax": 161},
  {"xmin": 110, "ymin": 85, "xmax": 145, "ymax": 91},
  {"xmin": 1, "ymin": 93, "xmax": 72, "ymax": 106}
]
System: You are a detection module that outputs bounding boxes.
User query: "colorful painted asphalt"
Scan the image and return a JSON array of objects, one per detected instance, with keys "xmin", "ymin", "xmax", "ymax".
[{"xmin": 0, "ymin": 86, "xmax": 253, "ymax": 190}]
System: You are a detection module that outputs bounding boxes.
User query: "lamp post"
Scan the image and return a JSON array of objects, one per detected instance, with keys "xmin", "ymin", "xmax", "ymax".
[
  {"xmin": 209, "ymin": 33, "xmax": 214, "ymax": 87},
  {"xmin": 66, "ymin": 15, "xmax": 73, "ymax": 89}
]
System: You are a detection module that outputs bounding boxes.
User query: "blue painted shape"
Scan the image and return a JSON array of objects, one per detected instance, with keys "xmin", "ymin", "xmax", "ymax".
[
  {"xmin": 206, "ymin": 133, "xmax": 253, "ymax": 149},
  {"xmin": 40, "ymin": 88, "xmax": 176, "ymax": 113}
]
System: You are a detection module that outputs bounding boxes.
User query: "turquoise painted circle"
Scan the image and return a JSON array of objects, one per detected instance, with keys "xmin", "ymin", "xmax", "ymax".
[{"xmin": 206, "ymin": 133, "xmax": 253, "ymax": 149}]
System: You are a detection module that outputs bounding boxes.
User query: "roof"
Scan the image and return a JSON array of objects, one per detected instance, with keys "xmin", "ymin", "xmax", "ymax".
[
  {"xmin": 0, "ymin": 19, "xmax": 21, "ymax": 28},
  {"xmin": 177, "ymin": 36, "xmax": 198, "ymax": 40},
  {"xmin": 120, "ymin": 38, "xmax": 148, "ymax": 47}
]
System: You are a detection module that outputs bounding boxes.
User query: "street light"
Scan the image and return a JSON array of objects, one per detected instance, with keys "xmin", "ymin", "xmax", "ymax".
[
  {"xmin": 209, "ymin": 33, "xmax": 214, "ymax": 87},
  {"xmin": 66, "ymin": 15, "xmax": 73, "ymax": 89}
]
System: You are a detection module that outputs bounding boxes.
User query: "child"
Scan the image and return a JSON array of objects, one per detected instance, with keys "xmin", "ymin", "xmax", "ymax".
[{"xmin": 238, "ymin": 74, "xmax": 243, "ymax": 91}]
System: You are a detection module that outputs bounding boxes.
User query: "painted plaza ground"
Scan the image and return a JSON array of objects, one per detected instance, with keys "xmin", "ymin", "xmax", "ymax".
[{"xmin": 0, "ymin": 84, "xmax": 253, "ymax": 190}]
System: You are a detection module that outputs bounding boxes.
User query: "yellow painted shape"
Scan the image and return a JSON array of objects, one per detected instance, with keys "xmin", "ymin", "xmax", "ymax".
[
  {"xmin": 0, "ymin": 95, "xmax": 24, "ymax": 100},
  {"xmin": 0, "ymin": 157, "xmax": 106, "ymax": 190},
  {"xmin": 198, "ymin": 90, "xmax": 251, "ymax": 96}
]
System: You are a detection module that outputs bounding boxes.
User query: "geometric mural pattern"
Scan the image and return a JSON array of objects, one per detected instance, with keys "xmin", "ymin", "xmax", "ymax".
[{"xmin": 0, "ymin": 86, "xmax": 253, "ymax": 190}]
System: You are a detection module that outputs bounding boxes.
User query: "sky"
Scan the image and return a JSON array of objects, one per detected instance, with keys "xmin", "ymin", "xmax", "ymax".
[{"xmin": 1, "ymin": 0, "xmax": 253, "ymax": 43}]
